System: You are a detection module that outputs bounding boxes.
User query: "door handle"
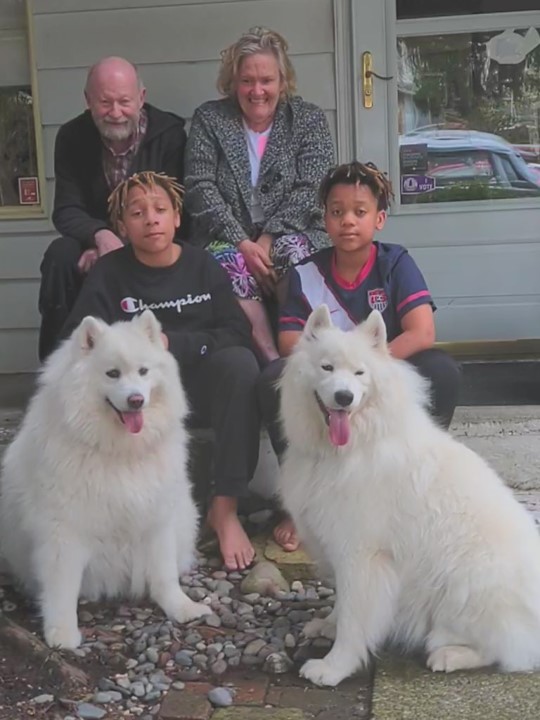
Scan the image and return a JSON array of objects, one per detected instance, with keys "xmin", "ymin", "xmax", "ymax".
[{"xmin": 362, "ymin": 52, "xmax": 393, "ymax": 108}]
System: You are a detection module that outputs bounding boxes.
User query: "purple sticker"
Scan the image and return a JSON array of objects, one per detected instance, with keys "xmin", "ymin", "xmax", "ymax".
[{"xmin": 401, "ymin": 175, "xmax": 436, "ymax": 194}]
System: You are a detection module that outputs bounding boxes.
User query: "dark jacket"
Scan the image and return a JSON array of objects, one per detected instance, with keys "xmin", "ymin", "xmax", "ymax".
[
  {"xmin": 52, "ymin": 104, "xmax": 186, "ymax": 247},
  {"xmin": 184, "ymin": 96, "xmax": 335, "ymax": 250}
]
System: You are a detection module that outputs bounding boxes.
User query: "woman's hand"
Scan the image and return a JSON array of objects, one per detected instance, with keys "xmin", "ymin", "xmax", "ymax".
[{"xmin": 238, "ymin": 237, "xmax": 277, "ymax": 294}]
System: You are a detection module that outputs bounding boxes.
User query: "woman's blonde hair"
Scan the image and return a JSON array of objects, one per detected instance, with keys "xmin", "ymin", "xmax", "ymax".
[
  {"xmin": 108, "ymin": 172, "xmax": 184, "ymax": 234},
  {"xmin": 217, "ymin": 26, "xmax": 297, "ymax": 99}
]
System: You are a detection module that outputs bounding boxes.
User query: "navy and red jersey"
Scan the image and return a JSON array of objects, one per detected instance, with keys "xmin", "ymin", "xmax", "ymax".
[{"xmin": 279, "ymin": 242, "xmax": 435, "ymax": 342}]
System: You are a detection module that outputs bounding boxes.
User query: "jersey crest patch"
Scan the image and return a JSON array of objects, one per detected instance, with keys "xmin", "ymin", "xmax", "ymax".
[{"xmin": 367, "ymin": 288, "xmax": 388, "ymax": 313}]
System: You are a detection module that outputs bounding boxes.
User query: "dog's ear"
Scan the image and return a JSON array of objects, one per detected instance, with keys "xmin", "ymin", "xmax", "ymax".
[
  {"xmin": 304, "ymin": 304, "xmax": 332, "ymax": 340},
  {"xmin": 135, "ymin": 309, "xmax": 163, "ymax": 345},
  {"xmin": 77, "ymin": 316, "xmax": 107, "ymax": 351},
  {"xmin": 361, "ymin": 310, "xmax": 388, "ymax": 350}
]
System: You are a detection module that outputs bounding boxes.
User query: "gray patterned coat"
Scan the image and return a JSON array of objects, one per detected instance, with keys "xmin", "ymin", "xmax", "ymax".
[{"xmin": 184, "ymin": 96, "xmax": 335, "ymax": 249}]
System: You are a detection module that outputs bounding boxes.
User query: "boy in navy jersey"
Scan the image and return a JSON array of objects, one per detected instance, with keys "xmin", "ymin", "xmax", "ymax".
[
  {"xmin": 62, "ymin": 172, "xmax": 261, "ymax": 571},
  {"xmin": 258, "ymin": 161, "xmax": 461, "ymax": 551}
]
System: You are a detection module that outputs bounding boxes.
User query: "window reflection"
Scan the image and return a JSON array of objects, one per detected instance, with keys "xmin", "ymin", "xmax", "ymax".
[
  {"xmin": 0, "ymin": 86, "xmax": 38, "ymax": 206},
  {"xmin": 397, "ymin": 1, "xmax": 540, "ymax": 20},
  {"xmin": 398, "ymin": 28, "xmax": 540, "ymax": 203},
  {"xmin": 0, "ymin": 0, "xmax": 41, "ymax": 209}
]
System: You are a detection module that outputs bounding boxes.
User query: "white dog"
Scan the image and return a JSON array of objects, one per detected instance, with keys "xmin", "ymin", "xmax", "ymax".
[
  {"xmin": 279, "ymin": 305, "xmax": 540, "ymax": 687},
  {"xmin": 0, "ymin": 311, "xmax": 210, "ymax": 649}
]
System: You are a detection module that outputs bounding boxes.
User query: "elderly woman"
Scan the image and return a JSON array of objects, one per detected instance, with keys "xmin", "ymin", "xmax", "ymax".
[{"xmin": 184, "ymin": 27, "xmax": 335, "ymax": 362}]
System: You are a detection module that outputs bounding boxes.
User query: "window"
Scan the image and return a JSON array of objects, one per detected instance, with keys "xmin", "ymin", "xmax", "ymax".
[
  {"xmin": 397, "ymin": 1, "xmax": 540, "ymax": 20},
  {"xmin": 397, "ymin": 27, "xmax": 540, "ymax": 204},
  {"xmin": 0, "ymin": 0, "xmax": 44, "ymax": 215}
]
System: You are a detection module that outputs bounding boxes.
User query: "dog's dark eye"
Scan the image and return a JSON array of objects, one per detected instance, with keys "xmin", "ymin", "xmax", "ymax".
[
  {"xmin": 321, "ymin": 364, "xmax": 334, "ymax": 372},
  {"xmin": 106, "ymin": 368, "xmax": 121, "ymax": 379},
  {"xmin": 139, "ymin": 367, "xmax": 148, "ymax": 376},
  {"xmin": 355, "ymin": 370, "xmax": 364, "ymax": 376}
]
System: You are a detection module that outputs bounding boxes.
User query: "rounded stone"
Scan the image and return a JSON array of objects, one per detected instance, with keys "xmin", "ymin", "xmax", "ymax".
[
  {"xmin": 32, "ymin": 694, "xmax": 54, "ymax": 705},
  {"xmin": 76, "ymin": 704, "xmax": 107, "ymax": 720},
  {"xmin": 174, "ymin": 650, "xmax": 193, "ymax": 667},
  {"xmin": 208, "ymin": 687, "xmax": 234, "ymax": 707},
  {"xmin": 263, "ymin": 651, "xmax": 294, "ymax": 674},
  {"xmin": 130, "ymin": 681, "xmax": 146, "ymax": 698},
  {"xmin": 210, "ymin": 658, "xmax": 228, "ymax": 675}
]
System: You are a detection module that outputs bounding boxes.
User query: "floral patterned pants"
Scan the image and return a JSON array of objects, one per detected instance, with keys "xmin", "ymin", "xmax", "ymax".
[{"xmin": 208, "ymin": 233, "xmax": 315, "ymax": 301}]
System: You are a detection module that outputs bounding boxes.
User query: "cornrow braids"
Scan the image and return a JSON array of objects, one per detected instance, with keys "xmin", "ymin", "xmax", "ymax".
[
  {"xmin": 319, "ymin": 161, "xmax": 394, "ymax": 211},
  {"xmin": 108, "ymin": 171, "xmax": 185, "ymax": 234}
]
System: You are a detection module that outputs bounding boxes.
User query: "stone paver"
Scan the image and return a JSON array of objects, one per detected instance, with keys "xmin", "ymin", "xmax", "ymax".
[
  {"xmin": 262, "ymin": 539, "xmax": 316, "ymax": 582},
  {"xmin": 213, "ymin": 710, "xmax": 307, "ymax": 720},
  {"xmin": 270, "ymin": 686, "xmax": 356, "ymax": 715},
  {"xmin": 371, "ymin": 655, "xmax": 540, "ymax": 720},
  {"xmin": 159, "ymin": 688, "xmax": 212, "ymax": 720},
  {"xmin": 229, "ymin": 676, "xmax": 269, "ymax": 705}
]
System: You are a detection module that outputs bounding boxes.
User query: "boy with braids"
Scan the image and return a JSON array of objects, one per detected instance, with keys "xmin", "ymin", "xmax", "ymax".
[
  {"xmin": 62, "ymin": 172, "xmax": 261, "ymax": 571},
  {"xmin": 257, "ymin": 160, "xmax": 461, "ymax": 551}
]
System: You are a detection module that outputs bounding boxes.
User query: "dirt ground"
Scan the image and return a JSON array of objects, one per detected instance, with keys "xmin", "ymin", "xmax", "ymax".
[{"xmin": 0, "ymin": 582, "xmax": 125, "ymax": 720}]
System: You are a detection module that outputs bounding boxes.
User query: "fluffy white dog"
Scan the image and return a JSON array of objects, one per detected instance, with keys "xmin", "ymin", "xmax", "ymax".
[
  {"xmin": 0, "ymin": 311, "xmax": 210, "ymax": 649},
  {"xmin": 279, "ymin": 305, "xmax": 540, "ymax": 687}
]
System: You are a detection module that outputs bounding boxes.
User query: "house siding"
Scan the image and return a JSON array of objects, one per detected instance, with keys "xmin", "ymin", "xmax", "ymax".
[{"xmin": 0, "ymin": 0, "xmax": 337, "ymax": 371}]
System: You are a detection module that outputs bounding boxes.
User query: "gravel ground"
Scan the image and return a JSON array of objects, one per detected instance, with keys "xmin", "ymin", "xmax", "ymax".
[{"xmin": 3, "ymin": 555, "xmax": 335, "ymax": 720}]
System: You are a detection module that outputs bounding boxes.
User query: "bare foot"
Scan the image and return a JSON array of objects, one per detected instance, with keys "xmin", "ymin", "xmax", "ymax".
[
  {"xmin": 207, "ymin": 496, "xmax": 255, "ymax": 571},
  {"xmin": 273, "ymin": 516, "xmax": 300, "ymax": 552}
]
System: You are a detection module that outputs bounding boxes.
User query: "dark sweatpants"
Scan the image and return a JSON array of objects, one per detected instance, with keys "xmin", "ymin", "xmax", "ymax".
[
  {"xmin": 185, "ymin": 346, "xmax": 261, "ymax": 498},
  {"xmin": 38, "ymin": 236, "xmax": 86, "ymax": 362},
  {"xmin": 256, "ymin": 349, "xmax": 462, "ymax": 460}
]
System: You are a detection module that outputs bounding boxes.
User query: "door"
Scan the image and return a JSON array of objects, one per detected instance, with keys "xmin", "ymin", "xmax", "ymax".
[{"xmin": 351, "ymin": 0, "xmax": 540, "ymax": 345}]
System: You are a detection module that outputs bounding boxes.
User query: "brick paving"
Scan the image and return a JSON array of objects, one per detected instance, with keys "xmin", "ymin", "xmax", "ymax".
[{"xmin": 157, "ymin": 668, "xmax": 373, "ymax": 720}]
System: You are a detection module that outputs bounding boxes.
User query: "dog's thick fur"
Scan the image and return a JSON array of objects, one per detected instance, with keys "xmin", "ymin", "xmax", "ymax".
[
  {"xmin": 0, "ymin": 311, "xmax": 210, "ymax": 649},
  {"xmin": 279, "ymin": 306, "xmax": 540, "ymax": 687}
]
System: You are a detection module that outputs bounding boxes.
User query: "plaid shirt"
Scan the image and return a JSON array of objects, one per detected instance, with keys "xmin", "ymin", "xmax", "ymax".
[{"xmin": 102, "ymin": 108, "xmax": 148, "ymax": 192}]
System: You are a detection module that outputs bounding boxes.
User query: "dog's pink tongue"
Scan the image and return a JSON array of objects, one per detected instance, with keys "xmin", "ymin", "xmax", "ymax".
[
  {"xmin": 121, "ymin": 411, "xmax": 143, "ymax": 434},
  {"xmin": 328, "ymin": 410, "xmax": 350, "ymax": 447}
]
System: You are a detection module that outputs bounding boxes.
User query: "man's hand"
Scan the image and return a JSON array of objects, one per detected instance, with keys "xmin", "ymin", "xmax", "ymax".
[
  {"xmin": 77, "ymin": 249, "xmax": 99, "ymax": 273},
  {"xmin": 238, "ymin": 236, "xmax": 277, "ymax": 294},
  {"xmin": 94, "ymin": 229, "xmax": 124, "ymax": 257}
]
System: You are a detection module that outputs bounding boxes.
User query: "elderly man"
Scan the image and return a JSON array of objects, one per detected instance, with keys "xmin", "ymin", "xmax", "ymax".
[{"xmin": 38, "ymin": 56, "xmax": 187, "ymax": 360}]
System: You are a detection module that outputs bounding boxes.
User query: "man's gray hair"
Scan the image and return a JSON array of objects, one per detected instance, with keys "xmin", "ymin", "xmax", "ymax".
[{"xmin": 85, "ymin": 57, "xmax": 144, "ymax": 95}]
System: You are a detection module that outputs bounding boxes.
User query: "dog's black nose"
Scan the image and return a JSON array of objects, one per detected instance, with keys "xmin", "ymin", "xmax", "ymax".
[
  {"xmin": 334, "ymin": 390, "xmax": 354, "ymax": 408},
  {"xmin": 127, "ymin": 394, "xmax": 144, "ymax": 410}
]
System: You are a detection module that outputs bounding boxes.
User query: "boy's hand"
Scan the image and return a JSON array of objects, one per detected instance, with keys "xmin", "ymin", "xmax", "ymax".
[
  {"xmin": 161, "ymin": 333, "xmax": 169, "ymax": 350},
  {"xmin": 94, "ymin": 229, "xmax": 124, "ymax": 257}
]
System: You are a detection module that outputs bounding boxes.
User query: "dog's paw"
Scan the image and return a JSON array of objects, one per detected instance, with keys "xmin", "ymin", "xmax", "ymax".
[
  {"xmin": 302, "ymin": 617, "xmax": 336, "ymax": 640},
  {"xmin": 427, "ymin": 645, "xmax": 485, "ymax": 673},
  {"xmin": 170, "ymin": 600, "xmax": 212, "ymax": 624},
  {"xmin": 44, "ymin": 624, "xmax": 82, "ymax": 650},
  {"xmin": 299, "ymin": 658, "xmax": 345, "ymax": 687}
]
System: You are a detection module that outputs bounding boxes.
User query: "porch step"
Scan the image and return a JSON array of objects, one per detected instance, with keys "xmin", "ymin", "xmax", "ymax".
[{"xmin": 459, "ymin": 359, "xmax": 540, "ymax": 406}]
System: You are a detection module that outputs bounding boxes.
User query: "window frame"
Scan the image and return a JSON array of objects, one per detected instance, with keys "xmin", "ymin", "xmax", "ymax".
[
  {"xmin": 386, "ymin": 7, "xmax": 540, "ymax": 215},
  {"xmin": 0, "ymin": 0, "xmax": 47, "ymax": 219}
]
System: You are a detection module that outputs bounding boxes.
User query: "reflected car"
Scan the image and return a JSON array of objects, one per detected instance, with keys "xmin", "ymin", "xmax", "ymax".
[{"xmin": 399, "ymin": 130, "xmax": 540, "ymax": 202}]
